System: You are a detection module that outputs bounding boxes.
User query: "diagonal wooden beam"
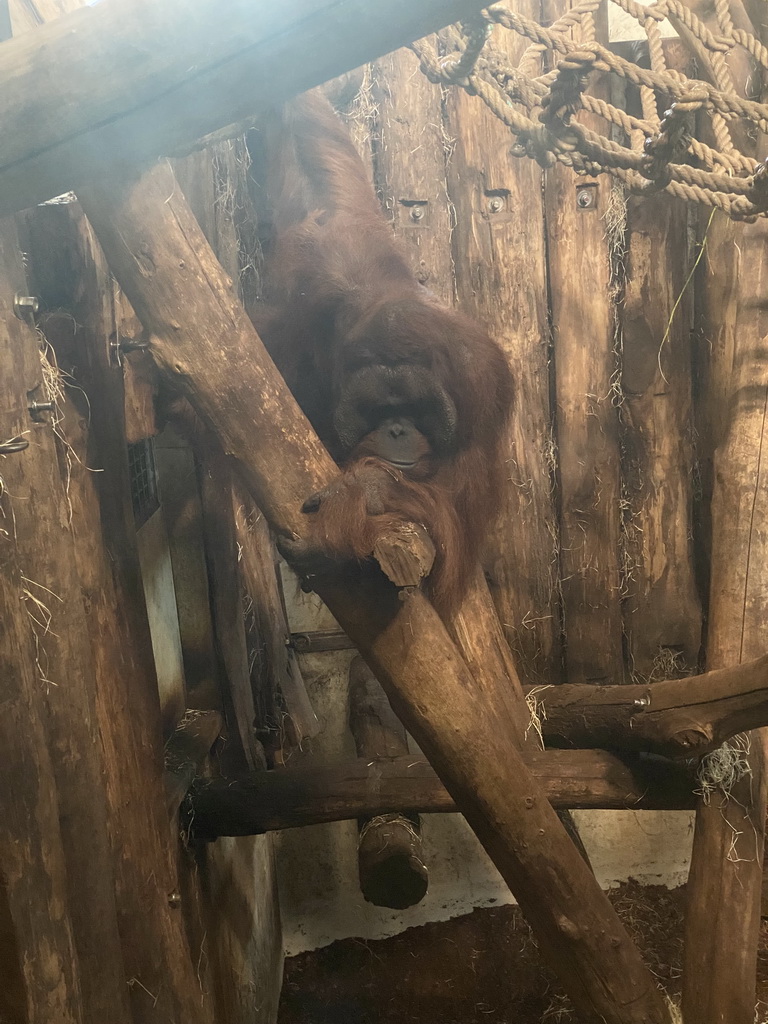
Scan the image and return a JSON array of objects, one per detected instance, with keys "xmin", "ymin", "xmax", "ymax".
[{"xmin": 68, "ymin": 157, "xmax": 672, "ymax": 1023}]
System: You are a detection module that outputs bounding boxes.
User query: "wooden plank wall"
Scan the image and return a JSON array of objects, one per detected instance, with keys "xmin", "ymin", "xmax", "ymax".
[{"xmin": 361, "ymin": 25, "xmax": 703, "ymax": 695}]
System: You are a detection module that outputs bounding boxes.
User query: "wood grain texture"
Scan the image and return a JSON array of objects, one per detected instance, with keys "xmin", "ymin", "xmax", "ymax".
[
  {"xmin": 350, "ymin": 657, "xmax": 428, "ymax": 909},
  {"xmin": 681, "ymin": 0, "xmax": 768, "ymax": 1015},
  {"xmin": 75, "ymin": 159, "xmax": 671, "ymax": 1023},
  {"xmin": 537, "ymin": 654, "xmax": 768, "ymax": 756},
  {"xmin": 0, "ymin": 223, "xmax": 131, "ymax": 1022},
  {"xmin": 620, "ymin": 193, "xmax": 702, "ymax": 679},
  {"xmin": 0, "ymin": 0, "xmax": 495, "ymax": 216},
  {"xmin": 0, "ymin": 219, "xmax": 84, "ymax": 1024},
  {"xmin": 21, "ymin": 204, "xmax": 217, "ymax": 1024},
  {"xmin": 190, "ymin": 749, "xmax": 696, "ymax": 836},
  {"xmin": 372, "ymin": 46, "xmax": 455, "ymax": 305},
  {"xmin": 444, "ymin": 19, "xmax": 561, "ymax": 687}
]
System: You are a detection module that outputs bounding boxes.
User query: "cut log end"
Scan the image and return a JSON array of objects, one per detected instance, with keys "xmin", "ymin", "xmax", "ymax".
[
  {"xmin": 358, "ymin": 813, "xmax": 428, "ymax": 910},
  {"xmin": 373, "ymin": 522, "xmax": 436, "ymax": 589}
]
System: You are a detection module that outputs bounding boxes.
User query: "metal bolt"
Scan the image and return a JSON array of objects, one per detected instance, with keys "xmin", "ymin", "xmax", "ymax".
[
  {"xmin": 0, "ymin": 437, "xmax": 29, "ymax": 454},
  {"xmin": 28, "ymin": 401, "xmax": 54, "ymax": 420},
  {"xmin": 167, "ymin": 891, "xmax": 182, "ymax": 909},
  {"xmin": 633, "ymin": 697, "xmax": 650, "ymax": 708},
  {"xmin": 14, "ymin": 294, "xmax": 40, "ymax": 321},
  {"xmin": 410, "ymin": 205, "xmax": 425, "ymax": 222},
  {"xmin": 488, "ymin": 196, "xmax": 504, "ymax": 214},
  {"xmin": 576, "ymin": 187, "xmax": 596, "ymax": 210}
]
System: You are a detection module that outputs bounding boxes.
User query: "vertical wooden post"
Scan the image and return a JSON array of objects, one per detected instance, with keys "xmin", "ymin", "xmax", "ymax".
[
  {"xmin": 0, "ymin": 232, "xmax": 132, "ymax": 1020},
  {"xmin": 22, "ymin": 203, "xmax": 216, "ymax": 1024},
  {"xmin": 234, "ymin": 483, "xmax": 320, "ymax": 748},
  {"xmin": 199, "ymin": 446, "xmax": 264, "ymax": 772},
  {"xmin": 73, "ymin": 155, "xmax": 672, "ymax": 1023},
  {"xmin": 620, "ymin": 192, "xmax": 702, "ymax": 679},
  {"xmin": 0, "ymin": 221, "xmax": 84, "ymax": 1024},
  {"xmin": 544, "ymin": 2, "xmax": 623, "ymax": 685},
  {"xmin": 349, "ymin": 657, "xmax": 428, "ymax": 908},
  {"xmin": 444, "ymin": 15, "xmax": 561, "ymax": 687},
  {"xmin": 677, "ymin": 1, "xmax": 768, "ymax": 1018},
  {"xmin": 683, "ymin": 207, "xmax": 768, "ymax": 1023}
]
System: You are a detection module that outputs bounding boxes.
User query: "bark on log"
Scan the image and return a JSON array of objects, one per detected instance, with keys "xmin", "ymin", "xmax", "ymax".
[
  {"xmin": 0, "ymin": 223, "xmax": 131, "ymax": 1022},
  {"xmin": 0, "ymin": 0, "xmax": 493, "ymax": 217},
  {"xmin": 20, "ymin": 206, "xmax": 217, "ymax": 1024},
  {"xmin": 75, "ymin": 162, "xmax": 672, "ymax": 1023},
  {"xmin": 681, "ymin": 1, "xmax": 768, "ymax": 1018},
  {"xmin": 189, "ymin": 750, "xmax": 697, "ymax": 836},
  {"xmin": 536, "ymin": 654, "xmax": 768, "ymax": 757},
  {"xmin": 0, "ymin": 221, "xmax": 84, "ymax": 1024},
  {"xmin": 350, "ymin": 657, "xmax": 428, "ymax": 910}
]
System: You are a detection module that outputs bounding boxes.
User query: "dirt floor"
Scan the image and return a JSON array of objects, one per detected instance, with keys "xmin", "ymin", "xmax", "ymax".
[{"xmin": 278, "ymin": 882, "xmax": 768, "ymax": 1024}]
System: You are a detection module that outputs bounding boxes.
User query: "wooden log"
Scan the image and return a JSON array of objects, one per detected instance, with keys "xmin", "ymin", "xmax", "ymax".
[
  {"xmin": 680, "ymin": 2, "xmax": 768, "ymax": 1018},
  {"xmin": 544, "ymin": 2, "xmax": 624, "ymax": 685},
  {"xmin": 199, "ymin": 446, "xmax": 263, "ymax": 772},
  {"xmin": 75, "ymin": 162, "xmax": 673, "ymax": 1024},
  {"xmin": 20, "ymin": 205, "xmax": 217, "ymax": 1024},
  {"xmin": 174, "ymin": 136, "xmax": 318, "ymax": 750},
  {"xmin": 349, "ymin": 657, "xmax": 428, "ymax": 909},
  {"xmin": 535, "ymin": 654, "xmax": 768, "ymax": 756},
  {"xmin": 164, "ymin": 710, "xmax": 223, "ymax": 818},
  {"xmin": 0, "ymin": 0, "xmax": 494, "ymax": 218},
  {"xmin": 684, "ymin": 221, "xmax": 768, "ymax": 1024},
  {"xmin": 155, "ymin": 424, "xmax": 224, "ymax": 713},
  {"xmin": 444, "ymin": 17, "xmax": 561, "ymax": 688},
  {"xmin": 234, "ymin": 483, "xmax": 320, "ymax": 747},
  {"xmin": 0, "ymin": 224, "xmax": 84, "ymax": 1024},
  {"xmin": 189, "ymin": 750, "xmax": 697, "ymax": 836},
  {"xmin": 620, "ymin": 191, "xmax": 702, "ymax": 679},
  {"xmin": 0, "ymin": 224, "xmax": 131, "ymax": 1021}
]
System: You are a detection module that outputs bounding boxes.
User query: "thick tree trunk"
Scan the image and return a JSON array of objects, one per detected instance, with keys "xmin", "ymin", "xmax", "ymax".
[
  {"xmin": 0, "ymin": 219, "xmax": 84, "ymax": 1024},
  {"xmin": 21, "ymin": 205, "xmax": 217, "ymax": 1024},
  {"xmin": 349, "ymin": 657, "xmax": 428, "ymax": 909},
  {"xmin": 680, "ymin": 0, "xmax": 768, "ymax": 1018},
  {"xmin": 72, "ymin": 159, "xmax": 671, "ymax": 1022},
  {"xmin": 0, "ymin": 224, "xmax": 131, "ymax": 1022}
]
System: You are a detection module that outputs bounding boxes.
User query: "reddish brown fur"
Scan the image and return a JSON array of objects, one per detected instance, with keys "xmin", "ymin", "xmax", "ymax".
[{"xmin": 250, "ymin": 90, "xmax": 513, "ymax": 614}]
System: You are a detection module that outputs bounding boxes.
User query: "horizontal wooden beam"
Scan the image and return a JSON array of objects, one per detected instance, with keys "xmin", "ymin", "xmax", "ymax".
[
  {"xmin": 0, "ymin": 0, "xmax": 488, "ymax": 217},
  {"xmin": 539, "ymin": 654, "xmax": 768, "ymax": 757},
  {"xmin": 189, "ymin": 750, "xmax": 696, "ymax": 837}
]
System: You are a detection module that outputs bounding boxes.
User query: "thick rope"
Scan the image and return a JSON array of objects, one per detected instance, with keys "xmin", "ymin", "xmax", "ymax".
[{"xmin": 411, "ymin": 0, "xmax": 768, "ymax": 221}]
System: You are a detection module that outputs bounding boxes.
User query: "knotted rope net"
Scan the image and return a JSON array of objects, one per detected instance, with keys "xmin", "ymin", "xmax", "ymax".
[{"xmin": 411, "ymin": 1, "xmax": 768, "ymax": 220}]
